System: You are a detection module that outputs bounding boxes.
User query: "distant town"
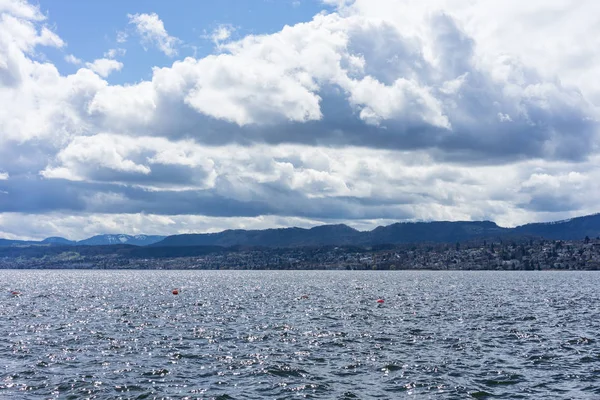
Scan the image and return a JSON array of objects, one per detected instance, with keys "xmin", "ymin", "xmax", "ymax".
[
  {"xmin": 3, "ymin": 213, "xmax": 600, "ymax": 270},
  {"xmin": 2, "ymin": 237, "xmax": 600, "ymax": 271}
]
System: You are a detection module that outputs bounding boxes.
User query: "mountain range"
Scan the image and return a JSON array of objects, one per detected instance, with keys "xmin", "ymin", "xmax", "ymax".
[
  {"xmin": 152, "ymin": 214, "xmax": 600, "ymax": 247},
  {"xmin": 1, "ymin": 213, "xmax": 600, "ymax": 249},
  {"xmin": 0, "ymin": 234, "xmax": 165, "ymax": 247}
]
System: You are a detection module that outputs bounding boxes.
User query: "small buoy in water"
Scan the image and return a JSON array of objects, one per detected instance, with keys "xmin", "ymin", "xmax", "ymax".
[
  {"xmin": 376, "ymin": 299, "xmax": 385, "ymax": 304},
  {"xmin": 172, "ymin": 289, "xmax": 179, "ymax": 295}
]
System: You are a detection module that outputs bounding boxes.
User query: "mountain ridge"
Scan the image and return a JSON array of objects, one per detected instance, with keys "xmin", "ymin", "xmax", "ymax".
[
  {"xmin": 78, "ymin": 234, "xmax": 166, "ymax": 246},
  {"xmin": 0, "ymin": 234, "xmax": 166, "ymax": 247},
  {"xmin": 1, "ymin": 213, "xmax": 600, "ymax": 248},
  {"xmin": 152, "ymin": 214, "xmax": 600, "ymax": 247}
]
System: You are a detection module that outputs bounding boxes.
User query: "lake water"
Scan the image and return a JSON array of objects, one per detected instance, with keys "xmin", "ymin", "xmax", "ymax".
[{"xmin": 0, "ymin": 270, "xmax": 599, "ymax": 399}]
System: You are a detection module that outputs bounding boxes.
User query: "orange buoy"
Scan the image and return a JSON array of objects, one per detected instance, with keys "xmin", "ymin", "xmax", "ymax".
[
  {"xmin": 376, "ymin": 299, "xmax": 384, "ymax": 303},
  {"xmin": 172, "ymin": 289, "xmax": 179, "ymax": 295}
]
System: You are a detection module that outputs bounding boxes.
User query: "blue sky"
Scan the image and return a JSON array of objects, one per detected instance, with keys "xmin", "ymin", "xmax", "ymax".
[
  {"xmin": 1, "ymin": 0, "xmax": 600, "ymax": 239},
  {"xmin": 39, "ymin": 0, "xmax": 333, "ymax": 84}
]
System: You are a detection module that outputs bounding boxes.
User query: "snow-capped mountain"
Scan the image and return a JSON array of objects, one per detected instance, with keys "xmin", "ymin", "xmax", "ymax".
[{"xmin": 77, "ymin": 234, "xmax": 166, "ymax": 246}]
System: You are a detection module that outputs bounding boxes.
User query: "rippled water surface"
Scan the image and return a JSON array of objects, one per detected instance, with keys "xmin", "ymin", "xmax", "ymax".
[{"xmin": 1, "ymin": 270, "xmax": 600, "ymax": 399}]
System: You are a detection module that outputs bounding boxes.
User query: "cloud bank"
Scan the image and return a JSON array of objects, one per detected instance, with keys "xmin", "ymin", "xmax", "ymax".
[{"xmin": 0, "ymin": 0, "xmax": 599, "ymax": 239}]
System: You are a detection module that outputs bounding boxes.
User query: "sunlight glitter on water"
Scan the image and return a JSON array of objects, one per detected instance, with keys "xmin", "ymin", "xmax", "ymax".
[{"xmin": 1, "ymin": 270, "xmax": 599, "ymax": 399}]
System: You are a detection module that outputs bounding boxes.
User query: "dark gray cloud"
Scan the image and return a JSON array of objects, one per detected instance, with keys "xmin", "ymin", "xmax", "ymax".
[
  {"xmin": 0, "ymin": 176, "xmax": 417, "ymax": 220},
  {"xmin": 0, "ymin": 177, "xmax": 87, "ymax": 213},
  {"xmin": 519, "ymin": 194, "xmax": 580, "ymax": 213}
]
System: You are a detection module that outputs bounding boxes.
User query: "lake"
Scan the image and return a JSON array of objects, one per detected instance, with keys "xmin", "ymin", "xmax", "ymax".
[{"xmin": 1, "ymin": 270, "xmax": 599, "ymax": 399}]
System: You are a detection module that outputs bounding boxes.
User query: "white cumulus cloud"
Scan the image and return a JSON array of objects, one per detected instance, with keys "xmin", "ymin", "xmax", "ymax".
[
  {"xmin": 85, "ymin": 58, "xmax": 123, "ymax": 77},
  {"xmin": 1, "ymin": 0, "xmax": 600, "ymax": 239},
  {"xmin": 64, "ymin": 54, "xmax": 81, "ymax": 65},
  {"xmin": 128, "ymin": 12, "xmax": 180, "ymax": 56},
  {"xmin": 210, "ymin": 24, "xmax": 235, "ymax": 47},
  {"xmin": 104, "ymin": 48, "xmax": 126, "ymax": 59}
]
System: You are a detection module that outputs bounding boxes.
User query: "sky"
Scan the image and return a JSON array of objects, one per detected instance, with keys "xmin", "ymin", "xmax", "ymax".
[{"xmin": 1, "ymin": 0, "xmax": 600, "ymax": 240}]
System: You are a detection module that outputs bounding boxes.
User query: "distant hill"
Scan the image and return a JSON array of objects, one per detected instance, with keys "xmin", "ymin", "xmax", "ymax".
[
  {"xmin": 154, "ymin": 221, "xmax": 509, "ymax": 248},
  {"xmin": 513, "ymin": 213, "xmax": 600, "ymax": 240},
  {"xmin": 77, "ymin": 234, "xmax": 166, "ymax": 246},
  {"xmin": 41, "ymin": 237, "xmax": 75, "ymax": 245},
  {"xmin": 367, "ymin": 221, "xmax": 508, "ymax": 244},
  {"xmin": 0, "ymin": 238, "xmax": 36, "ymax": 246},
  {"xmin": 0, "ymin": 237, "xmax": 73, "ymax": 246},
  {"xmin": 155, "ymin": 224, "xmax": 363, "ymax": 248},
  {"xmin": 153, "ymin": 214, "xmax": 600, "ymax": 248},
  {"xmin": 2, "ymin": 213, "xmax": 600, "ymax": 249},
  {"xmin": 0, "ymin": 234, "xmax": 165, "ymax": 247}
]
